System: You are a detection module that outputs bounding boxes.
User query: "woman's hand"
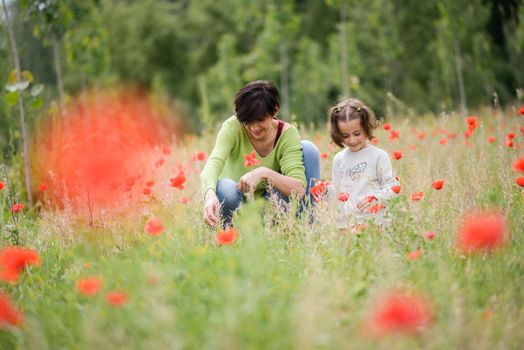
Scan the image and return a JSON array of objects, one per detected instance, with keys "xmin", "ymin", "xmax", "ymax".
[
  {"xmin": 203, "ymin": 190, "xmax": 220, "ymax": 227},
  {"xmin": 237, "ymin": 167, "xmax": 267, "ymax": 193}
]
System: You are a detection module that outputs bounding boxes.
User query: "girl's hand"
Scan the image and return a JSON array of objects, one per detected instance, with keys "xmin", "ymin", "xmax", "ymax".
[
  {"xmin": 356, "ymin": 195, "xmax": 377, "ymax": 213},
  {"xmin": 203, "ymin": 190, "xmax": 220, "ymax": 227},
  {"xmin": 237, "ymin": 167, "xmax": 267, "ymax": 193}
]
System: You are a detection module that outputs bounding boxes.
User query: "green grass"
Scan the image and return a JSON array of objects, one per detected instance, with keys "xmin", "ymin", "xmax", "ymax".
[{"xmin": 1, "ymin": 110, "xmax": 523, "ymax": 349}]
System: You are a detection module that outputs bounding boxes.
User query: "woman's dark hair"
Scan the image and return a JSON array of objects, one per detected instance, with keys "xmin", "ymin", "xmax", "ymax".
[
  {"xmin": 234, "ymin": 80, "xmax": 280, "ymax": 124},
  {"xmin": 329, "ymin": 98, "xmax": 379, "ymax": 148}
]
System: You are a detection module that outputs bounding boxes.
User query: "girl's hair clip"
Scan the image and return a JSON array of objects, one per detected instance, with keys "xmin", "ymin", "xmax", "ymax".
[
  {"xmin": 334, "ymin": 107, "xmax": 341, "ymax": 113},
  {"xmin": 356, "ymin": 106, "xmax": 362, "ymax": 112}
]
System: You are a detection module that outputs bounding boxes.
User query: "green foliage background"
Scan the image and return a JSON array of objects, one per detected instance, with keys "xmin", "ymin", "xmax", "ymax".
[{"xmin": 1, "ymin": 0, "xmax": 523, "ymax": 156}]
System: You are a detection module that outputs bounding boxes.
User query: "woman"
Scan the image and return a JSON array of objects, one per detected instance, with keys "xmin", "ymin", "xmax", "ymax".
[{"xmin": 201, "ymin": 80, "xmax": 320, "ymax": 227}]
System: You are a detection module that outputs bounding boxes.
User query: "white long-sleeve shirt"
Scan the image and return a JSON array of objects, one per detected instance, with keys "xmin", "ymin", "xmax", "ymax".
[{"xmin": 331, "ymin": 145, "xmax": 399, "ymax": 229}]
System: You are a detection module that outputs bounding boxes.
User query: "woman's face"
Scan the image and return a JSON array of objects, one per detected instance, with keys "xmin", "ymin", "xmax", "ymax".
[{"xmin": 243, "ymin": 115, "xmax": 274, "ymax": 140}]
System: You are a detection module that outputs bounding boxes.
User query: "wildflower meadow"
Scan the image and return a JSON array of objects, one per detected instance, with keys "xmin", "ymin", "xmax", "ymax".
[
  {"xmin": 2, "ymin": 1, "xmax": 524, "ymax": 349},
  {"xmin": 0, "ymin": 104, "xmax": 523, "ymax": 349}
]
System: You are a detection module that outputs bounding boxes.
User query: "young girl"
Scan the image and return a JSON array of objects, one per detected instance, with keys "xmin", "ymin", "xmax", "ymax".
[{"xmin": 329, "ymin": 98, "xmax": 399, "ymax": 231}]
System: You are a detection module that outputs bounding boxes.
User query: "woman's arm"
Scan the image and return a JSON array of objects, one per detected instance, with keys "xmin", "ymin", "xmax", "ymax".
[
  {"xmin": 200, "ymin": 118, "xmax": 237, "ymax": 227},
  {"xmin": 200, "ymin": 119, "xmax": 237, "ymax": 194},
  {"xmin": 237, "ymin": 167, "xmax": 305, "ymax": 197}
]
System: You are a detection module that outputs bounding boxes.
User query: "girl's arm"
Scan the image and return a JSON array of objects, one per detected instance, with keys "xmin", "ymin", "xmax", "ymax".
[
  {"xmin": 375, "ymin": 151, "xmax": 399, "ymax": 202},
  {"xmin": 332, "ymin": 155, "xmax": 351, "ymax": 229}
]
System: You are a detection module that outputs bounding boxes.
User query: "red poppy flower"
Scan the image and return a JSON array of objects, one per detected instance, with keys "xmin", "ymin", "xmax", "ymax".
[
  {"xmin": 155, "ymin": 158, "xmax": 165, "ymax": 168},
  {"xmin": 144, "ymin": 217, "xmax": 164, "ymax": 236},
  {"xmin": 148, "ymin": 274, "xmax": 160, "ymax": 286},
  {"xmin": 145, "ymin": 180, "xmax": 155, "ymax": 187},
  {"xmin": 0, "ymin": 181, "xmax": 4, "ymax": 190},
  {"xmin": 77, "ymin": 276, "xmax": 103, "ymax": 296},
  {"xmin": 383, "ymin": 123, "xmax": 391, "ymax": 131},
  {"xmin": 38, "ymin": 183, "xmax": 48, "ymax": 192},
  {"xmin": 519, "ymin": 107, "xmax": 524, "ymax": 116},
  {"xmin": 320, "ymin": 152, "xmax": 329, "ymax": 159},
  {"xmin": 516, "ymin": 177, "xmax": 524, "ymax": 187},
  {"xmin": 465, "ymin": 116, "xmax": 477, "ymax": 126},
  {"xmin": 389, "ymin": 130, "xmax": 400, "ymax": 141},
  {"xmin": 244, "ymin": 151, "xmax": 261, "ymax": 167},
  {"xmin": 508, "ymin": 133, "xmax": 515, "ymax": 140},
  {"xmin": 338, "ymin": 192, "xmax": 350, "ymax": 202},
  {"xmin": 179, "ymin": 197, "xmax": 191, "ymax": 204},
  {"xmin": 432, "ymin": 180, "xmax": 444, "ymax": 190},
  {"xmin": 513, "ymin": 156, "xmax": 524, "ymax": 172},
  {"xmin": 366, "ymin": 195, "xmax": 377, "ymax": 203},
  {"xmin": 216, "ymin": 228, "xmax": 237, "ymax": 245},
  {"xmin": 170, "ymin": 172, "xmax": 186, "ymax": 190},
  {"xmin": 310, "ymin": 181, "xmax": 329, "ymax": 202},
  {"xmin": 439, "ymin": 138, "xmax": 447, "ymax": 145},
  {"xmin": 457, "ymin": 210, "xmax": 508, "ymax": 254},
  {"xmin": 369, "ymin": 203, "xmax": 385, "ymax": 214},
  {"xmin": 487, "ymin": 136, "xmax": 495, "ymax": 144},
  {"xmin": 365, "ymin": 290, "xmax": 433, "ymax": 336},
  {"xmin": 106, "ymin": 291, "xmax": 129, "ymax": 306},
  {"xmin": 142, "ymin": 188, "xmax": 152, "ymax": 195},
  {"xmin": 193, "ymin": 151, "xmax": 207, "ymax": 162},
  {"xmin": 464, "ymin": 130, "xmax": 473, "ymax": 138},
  {"xmin": 425, "ymin": 231, "xmax": 436, "ymax": 240},
  {"xmin": 447, "ymin": 132, "xmax": 457, "ymax": 139},
  {"xmin": 417, "ymin": 132, "xmax": 425, "ymax": 140},
  {"xmin": 407, "ymin": 250, "xmax": 423, "ymax": 260},
  {"xmin": 392, "ymin": 151, "xmax": 403, "ymax": 160},
  {"xmin": 10, "ymin": 203, "xmax": 24, "ymax": 214},
  {"xmin": 391, "ymin": 185, "xmax": 401, "ymax": 194},
  {"xmin": 0, "ymin": 247, "xmax": 41, "ymax": 283},
  {"xmin": 411, "ymin": 192, "xmax": 423, "ymax": 201},
  {"xmin": 371, "ymin": 137, "xmax": 380, "ymax": 145},
  {"xmin": 409, "ymin": 144, "xmax": 416, "ymax": 150},
  {"xmin": 0, "ymin": 293, "xmax": 23, "ymax": 328}
]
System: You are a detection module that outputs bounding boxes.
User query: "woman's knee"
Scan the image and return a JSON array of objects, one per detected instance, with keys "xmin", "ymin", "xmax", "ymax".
[
  {"xmin": 216, "ymin": 178, "xmax": 243, "ymax": 208},
  {"xmin": 301, "ymin": 140, "xmax": 320, "ymax": 162},
  {"xmin": 301, "ymin": 140, "xmax": 320, "ymax": 182}
]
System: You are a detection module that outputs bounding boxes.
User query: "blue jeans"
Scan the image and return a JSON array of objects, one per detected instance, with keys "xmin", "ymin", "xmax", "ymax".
[{"xmin": 216, "ymin": 140, "xmax": 320, "ymax": 227}]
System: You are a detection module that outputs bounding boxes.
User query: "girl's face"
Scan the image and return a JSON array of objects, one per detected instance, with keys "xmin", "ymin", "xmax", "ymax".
[
  {"xmin": 243, "ymin": 114, "xmax": 275, "ymax": 140},
  {"xmin": 337, "ymin": 118, "xmax": 368, "ymax": 152}
]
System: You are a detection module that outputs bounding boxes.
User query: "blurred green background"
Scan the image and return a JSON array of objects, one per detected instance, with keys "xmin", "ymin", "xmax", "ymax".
[{"xmin": 1, "ymin": 0, "xmax": 523, "ymax": 157}]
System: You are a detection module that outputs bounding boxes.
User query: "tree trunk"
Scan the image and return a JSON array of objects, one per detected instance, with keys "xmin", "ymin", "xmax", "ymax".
[
  {"xmin": 454, "ymin": 39, "xmax": 467, "ymax": 115},
  {"xmin": 52, "ymin": 34, "xmax": 66, "ymax": 114},
  {"xmin": 1, "ymin": 0, "xmax": 33, "ymax": 207},
  {"xmin": 339, "ymin": 3, "xmax": 349, "ymax": 98},
  {"xmin": 279, "ymin": 42, "xmax": 290, "ymax": 120}
]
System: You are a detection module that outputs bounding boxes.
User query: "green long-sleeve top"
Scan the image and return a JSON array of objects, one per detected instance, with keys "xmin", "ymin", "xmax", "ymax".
[{"xmin": 200, "ymin": 116, "xmax": 306, "ymax": 197}]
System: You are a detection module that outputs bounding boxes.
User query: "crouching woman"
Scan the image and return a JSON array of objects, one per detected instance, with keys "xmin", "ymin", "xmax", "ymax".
[{"xmin": 200, "ymin": 80, "xmax": 320, "ymax": 227}]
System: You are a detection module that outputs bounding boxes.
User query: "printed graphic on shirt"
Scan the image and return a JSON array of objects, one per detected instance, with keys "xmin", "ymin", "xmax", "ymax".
[{"xmin": 340, "ymin": 161, "xmax": 367, "ymax": 181}]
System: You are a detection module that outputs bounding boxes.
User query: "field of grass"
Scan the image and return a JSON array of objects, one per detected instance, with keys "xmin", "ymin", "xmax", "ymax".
[{"xmin": 1, "ymin": 107, "xmax": 523, "ymax": 349}]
